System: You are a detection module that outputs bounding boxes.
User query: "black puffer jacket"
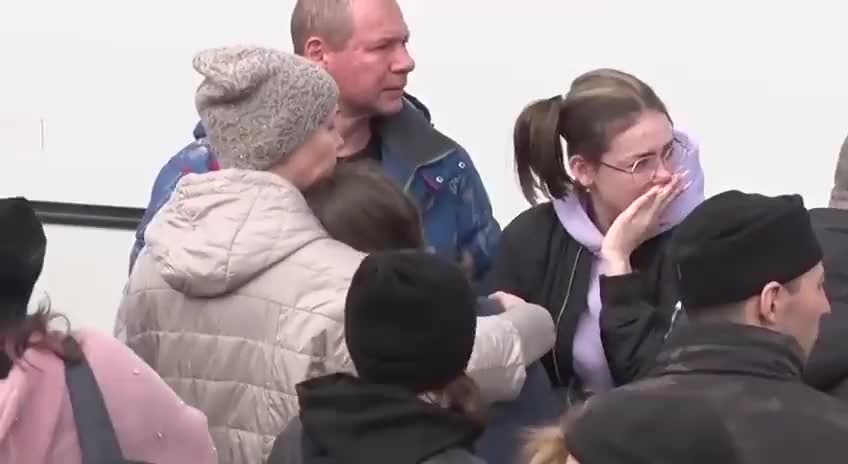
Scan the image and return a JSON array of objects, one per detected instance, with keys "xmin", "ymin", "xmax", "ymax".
[{"xmin": 483, "ymin": 203, "xmax": 680, "ymax": 394}]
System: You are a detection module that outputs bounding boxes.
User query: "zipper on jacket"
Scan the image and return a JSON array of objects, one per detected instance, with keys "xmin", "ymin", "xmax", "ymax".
[{"xmin": 552, "ymin": 246, "xmax": 584, "ymax": 386}]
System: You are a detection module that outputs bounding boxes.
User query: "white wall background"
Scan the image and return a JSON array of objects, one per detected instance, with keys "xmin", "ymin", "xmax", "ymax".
[{"xmin": 3, "ymin": 0, "xmax": 847, "ymax": 332}]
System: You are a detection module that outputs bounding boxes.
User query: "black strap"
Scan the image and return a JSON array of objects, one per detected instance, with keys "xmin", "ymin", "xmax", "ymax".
[{"xmin": 63, "ymin": 336, "xmax": 128, "ymax": 464}]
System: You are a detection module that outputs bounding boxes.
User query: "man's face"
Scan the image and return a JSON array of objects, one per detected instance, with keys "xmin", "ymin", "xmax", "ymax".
[
  {"xmin": 772, "ymin": 262, "xmax": 831, "ymax": 357},
  {"xmin": 324, "ymin": 0, "xmax": 415, "ymax": 116}
]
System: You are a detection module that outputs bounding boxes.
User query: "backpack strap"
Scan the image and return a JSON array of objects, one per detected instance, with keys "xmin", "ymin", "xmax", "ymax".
[{"xmin": 63, "ymin": 336, "xmax": 127, "ymax": 464}]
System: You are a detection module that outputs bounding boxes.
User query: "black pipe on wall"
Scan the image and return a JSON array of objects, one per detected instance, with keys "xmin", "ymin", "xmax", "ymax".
[{"xmin": 29, "ymin": 201, "xmax": 144, "ymax": 231}]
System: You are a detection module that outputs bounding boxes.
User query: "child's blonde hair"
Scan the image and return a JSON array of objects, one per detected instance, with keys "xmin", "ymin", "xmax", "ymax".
[
  {"xmin": 523, "ymin": 402, "xmax": 587, "ymax": 464},
  {"xmin": 525, "ymin": 424, "xmax": 570, "ymax": 464}
]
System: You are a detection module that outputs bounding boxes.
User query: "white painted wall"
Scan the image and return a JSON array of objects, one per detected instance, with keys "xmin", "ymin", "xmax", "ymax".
[
  {"xmin": 3, "ymin": 0, "xmax": 847, "ymax": 332},
  {"xmin": 30, "ymin": 225, "xmax": 134, "ymax": 333}
]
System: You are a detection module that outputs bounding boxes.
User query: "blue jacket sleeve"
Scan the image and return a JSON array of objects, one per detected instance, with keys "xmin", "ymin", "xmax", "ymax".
[
  {"xmin": 455, "ymin": 149, "xmax": 501, "ymax": 283},
  {"xmin": 129, "ymin": 141, "xmax": 215, "ymax": 273}
]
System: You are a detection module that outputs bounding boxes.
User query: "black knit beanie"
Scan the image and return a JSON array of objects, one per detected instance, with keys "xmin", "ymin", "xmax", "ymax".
[
  {"xmin": 567, "ymin": 391, "xmax": 742, "ymax": 464},
  {"xmin": 345, "ymin": 250, "xmax": 477, "ymax": 392},
  {"xmin": 0, "ymin": 197, "xmax": 46, "ymax": 326},
  {"xmin": 671, "ymin": 190, "xmax": 822, "ymax": 311}
]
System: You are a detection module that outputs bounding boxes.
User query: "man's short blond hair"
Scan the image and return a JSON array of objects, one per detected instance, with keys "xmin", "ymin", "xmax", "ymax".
[{"xmin": 290, "ymin": 0, "xmax": 355, "ymax": 55}]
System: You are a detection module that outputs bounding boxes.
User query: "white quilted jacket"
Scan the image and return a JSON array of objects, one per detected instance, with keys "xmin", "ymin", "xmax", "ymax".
[{"xmin": 115, "ymin": 169, "xmax": 553, "ymax": 464}]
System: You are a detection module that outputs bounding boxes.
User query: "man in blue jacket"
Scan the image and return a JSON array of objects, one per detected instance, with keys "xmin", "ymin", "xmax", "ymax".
[{"xmin": 130, "ymin": 0, "xmax": 501, "ymax": 282}]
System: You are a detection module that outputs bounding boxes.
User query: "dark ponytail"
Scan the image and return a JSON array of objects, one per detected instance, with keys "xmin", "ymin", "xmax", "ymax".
[
  {"xmin": 513, "ymin": 96, "xmax": 573, "ymax": 205},
  {"xmin": 513, "ymin": 69, "xmax": 672, "ymax": 206}
]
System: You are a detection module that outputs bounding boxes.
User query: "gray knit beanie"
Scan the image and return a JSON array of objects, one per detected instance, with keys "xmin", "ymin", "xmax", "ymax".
[{"xmin": 193, "ymin": 46, "xmax": 339, "ymax": 170}]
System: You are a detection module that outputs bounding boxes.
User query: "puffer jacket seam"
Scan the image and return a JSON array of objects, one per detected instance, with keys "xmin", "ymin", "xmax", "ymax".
[
  {"xmin": 206, "ymin": 424, "xmax": 278, "ymax": 437},
  {"xmin": 121, "ymin": 289, "xmax": 346, "ymax": 324},
  {"xmin": 163, "ymin": 375, "xmax": 297, "ymax": 397},
  {"xmin": 130, "ymin": 331, "xmax": 339, "ymax": 364}
]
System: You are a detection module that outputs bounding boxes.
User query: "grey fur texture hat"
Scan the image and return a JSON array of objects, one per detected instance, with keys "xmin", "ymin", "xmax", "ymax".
[{"xmin": 193, "ymin": 46, "xmax": 339, "ymax": 171}]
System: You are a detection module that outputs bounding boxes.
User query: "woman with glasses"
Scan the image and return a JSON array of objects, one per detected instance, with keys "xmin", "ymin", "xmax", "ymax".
[{"xmin": 484, "ymin": 68, "xmax": 705, "ymax": 406}]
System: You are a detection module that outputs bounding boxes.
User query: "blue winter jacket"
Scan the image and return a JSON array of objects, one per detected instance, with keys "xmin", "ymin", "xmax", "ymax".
[{"xmin": 130, "ymin": 96, "xmax": 501, "ymax": 282}]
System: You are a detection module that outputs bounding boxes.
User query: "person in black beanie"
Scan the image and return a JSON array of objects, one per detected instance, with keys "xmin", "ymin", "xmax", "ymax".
[
  {"xmin": 524, "ymin": 190, "xmax": 848, "ymax": 464},
  {"xmin": 672, "ymin": 190, "xmax": 827, "ymax": 357},
  {"xmin": 275, "ymin": 250, "xmax": 488, "ymax": 464},
  {"xmin": 343, "ymin": 250, "xmax": 477, "ymax": 393}
]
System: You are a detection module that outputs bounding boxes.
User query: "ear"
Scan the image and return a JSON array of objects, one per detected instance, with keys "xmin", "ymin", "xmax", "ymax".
[
  {"xmin": 302, "ymin": 37, "xmax": 328, "ymax": 66},
  {"xmin": 757, "ymin": 281, "xmax": 783, "ymax": 326},
  {"xmin": 569, "ymin": 155, "xmax": 596, "ymax": 189}
]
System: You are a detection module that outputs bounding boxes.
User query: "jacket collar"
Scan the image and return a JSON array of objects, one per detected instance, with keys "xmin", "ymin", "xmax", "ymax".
[
  {"xmin": 375, "ymin": 99, "xmax": 459, "ymax": 167},
  {"xmin": 653, "ymin": 323, "xmax": 805, "ymax": 382},
  {"xmin": 193, "ymin": 121, "xmax": 206, "ymax": 140}
]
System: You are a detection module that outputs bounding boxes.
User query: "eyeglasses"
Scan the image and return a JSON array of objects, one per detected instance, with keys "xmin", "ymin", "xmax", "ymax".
[{"xmin": 599, "ymin": 136, "xmax": 688, "ymax": 181}]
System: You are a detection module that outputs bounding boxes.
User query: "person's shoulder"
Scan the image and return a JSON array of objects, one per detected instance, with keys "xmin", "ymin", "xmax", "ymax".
[
  {"xmin": 73, "ymin": 328, "xmax": 146, "ymax": 368},
  {"xmin": 404, "ymin": 92, "xmax": 432, "ymax": 123},
  {"xmin": 810, "ymin": 207, "xmax": 848, "ymax": 230},
  {"xmin": 809, "ymin": 207, "xmax": 848, "ymax": 264},
  {"xmin": 421, "ymin": 448, "xmax": 486, "ymax": 464},
  {"xmin": 169, "ymin": 139, "xmax": 214, "ymax": 171},
  {"xmin": 378, "ymin": 95, "xmax": 465, "ymax": 166},
  {"xmin": 163, "ymin": 122, "xmax": 215, "ymax": 174},
  {"xmin": 502, "ymin": 202, "xmax": 558, "ymax": 238},
  {"xmin": 775, "ymin": 382, "xmax": 848, "ymax": 432},
  {"xmin": 74, "ymin": 328, "xmax": 125, "ymax": 351},
  {"xmin": 493, "ymin": 203, "xmax": 569, "ymax": 270},
  {"xmin": 279, "ymin": 237, "xmax": 366, "ymax": 320}
]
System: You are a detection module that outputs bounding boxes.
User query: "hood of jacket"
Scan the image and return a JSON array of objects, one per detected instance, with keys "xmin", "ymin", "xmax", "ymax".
[
  {"xmin": 298, "ymin": 374, "xmax": 482, "ymax": 464},
  {"xmin": 553, "ymin": 129, "xmax": 705, "ymax": 252},
  {"xmin": 143, "ymin": 169, "xmax": 328, "ymax": 297}
]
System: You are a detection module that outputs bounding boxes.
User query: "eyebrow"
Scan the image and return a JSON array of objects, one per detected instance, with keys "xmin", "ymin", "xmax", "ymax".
[
  {"xmin": 627, "ymin": 138, "xmax": 674, "ymax": 160},
  {"xmin": 370, "ymin": 29, "xmax": 410, "ymax": 44}
]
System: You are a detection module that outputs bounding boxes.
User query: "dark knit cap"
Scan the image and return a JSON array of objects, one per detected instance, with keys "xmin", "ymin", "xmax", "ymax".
[
  {"xmin": 567, "ymin": 391, "xmax": 742, "ymax": 464},
  {"xmin": 671, "ymin": 190, "xmax": 822, "ymax": 310},
  {"xmin": 344, "ymin": 250, "xmax": 477, "ymax": 393},
  {"xmin": 0, "ymin": 197, "xmax": 46, "ymax": 325}
]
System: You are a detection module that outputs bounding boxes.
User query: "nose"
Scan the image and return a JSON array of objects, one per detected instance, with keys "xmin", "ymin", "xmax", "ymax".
[
  {"xmin": 652, "ymin": 160, "xmax": 673, "ymax": 183},
  {"xmin": 392, "ymin": 45, "xmax": 415, "ymax": 74},
  {"xmin": 823, "ymin": 295, "xmax": 833, "ymax": 315}
]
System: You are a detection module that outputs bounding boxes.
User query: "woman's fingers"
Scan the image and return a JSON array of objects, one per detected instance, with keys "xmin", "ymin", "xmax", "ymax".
[
  {"xmin": 650, "ymin": 175, "xmax": 681, "ymax": 214},
  {"xmin": 628, "ymin": 185, "xmax": 662, "ymax": 215}
]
